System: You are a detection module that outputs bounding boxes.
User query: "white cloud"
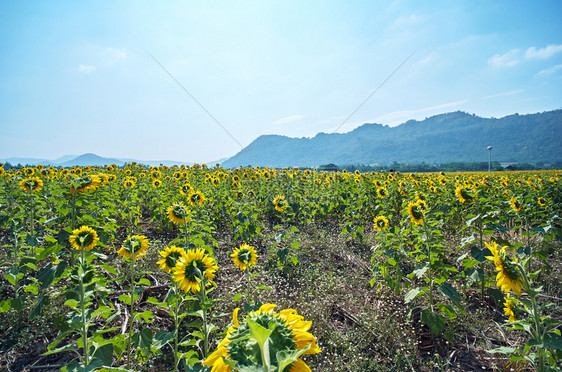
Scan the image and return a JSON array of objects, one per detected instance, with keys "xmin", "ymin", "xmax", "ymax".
[
  {"xmin": 537, "ymin": 64, "xmax": 562, "ymax": 76},
  {"xmin": 78, "ymin": 64, "xmax": 96, "ymax": 73},
  {"xmin": 488, "ymin": 49, "xmax": 520, "ymax": 67},
  {"xmin": 525, "ymin": 44, "xmax": 562, "ymax": 60},
  {"xmin": 273, "ymin": 114, "xmax": 304, "ymax": 125}
]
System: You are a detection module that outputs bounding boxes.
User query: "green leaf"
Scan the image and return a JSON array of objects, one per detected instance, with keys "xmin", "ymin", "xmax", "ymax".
[
  {"xmin": 233, "ymin": 293, "xmax": 243, "ymax": 302},
  {"xmin": 488, "ymin": 346, "xmax": 517, "ymax": 354},
  {"xmin": 413, "ymin": 265, "xmax": 429, "ymax": 279},
  {"xmin": 404, "ymin": 288, "xmax": 423, "ymax": 304},
  {"xmin": 471, "ymin": 245, "xmax": 492, "ymax": 263},
  {"xmin": 24, "ymin": 283, "xmax": 39, "ymax": 295},
  {"xmin": 277, "ymin": 347, "xmax": 308, "ymax": 372},
  {"xmin": 152, "ymin": 330, "xmax": 175, "ymax": 350},
  {"xmin": 30, "ymin": 295, "xmax": 50, "ymax": 318},
  {"xmin": 92, "ymin": 343, "xmax": 113, "ymax": 366},
  {"xmin": 436, "ymin": 282, "xmax": 460, "ymax": 305},
  {"xmin": 247, "ymin": 317, "xmax": 272, "ymax": 369},
  {"xmin": 137, "ymin": 278, "xmax": 151, "ymax": 286},
  {"xmin": 420, "ymin": 309, "xmax": 446, "ymax": 336},
  {"xmin": 132, "ymin": 327, "xmax": 153, "ymax": 349},
  {"xmin": 118, "ymin": 294, "xmax": 131, "ymax": 305},
  {"xmin": 256, "ymin": 285, "xmax": 272, "ymax": 291}
]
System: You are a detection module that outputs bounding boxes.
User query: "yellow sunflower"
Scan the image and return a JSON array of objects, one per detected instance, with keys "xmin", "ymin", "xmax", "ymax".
[
  {"xmin": 231, "ymin": 243, "xmax": 257, "ymax": 271},
  {"xmin": 152, "ymin": 179, "xmax": 162, "ymax": 188},
  {"xmin": 376, "ymin": 187, "xmax": 388, "ymax": 199},
  {"xmin": 156, "ymin": 245, "xmax": 186, "ymax": 273},
  {"xmin": 70, "ymin": 175, "xmax": 101, "ymax": 194},
  {"xmin": 167, "ymin": 203, "xmax": 191, "ymax": 225},
  {"xmin": 19, "ymin": 177, "xmax": 43, "ymax": 193},
  {"xmin": 537, "ymin": 197, "xmax": 546, "ymax": 207},
  {"xmin": 373, "ymin": 216, "xmax": 389, "ymax": 231},
  {"xmin": 273, "ymin": 195, "xmax": 288, "ymax": 212},
  {"xmin": 123, "ymin": 178, "xmax": 136, "ymax": 189},
  {"xmin": 203, "ymin": 303, "xmax": 321, "ymax": 372},
  {"xmin": 503, "ymin": 294, "xmax": 517, "ymax": 322},
  {"xmin": 510, "ymin": 197, "xmax": 522, "ymax": 212},
  {"xmin": 179, "ymin": 183, "xmax": 193, "ymax": 196},
  {"xmin": 188, "ymin": 190, "xmax": 206, "ymax": 207},
  {"xmin": 69, "ymin": 226, "xmax": 99, "ymax": 251},
  {"xmin": 118, "ymin": 235, "xmax": 149, "ymax": 260},
  {"xmin": 407, "ymin": 201, "xmax": 424, "ymax": 225},
  {"xmin": 485, "ymin": 241, "xmax": 523, "ymax": 296},
  {"xmin": 173, "ymin": 248, "xmax": 218, "ymax": 293},
  {"xmin": 455, "ymin": 185, "xmax": 474, "ymax": 204}
]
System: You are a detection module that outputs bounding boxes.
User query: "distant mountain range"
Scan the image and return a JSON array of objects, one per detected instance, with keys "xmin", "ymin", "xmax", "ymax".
[
  {"xmin": 222, "ymin": 110, "xmax": 562, "ymax": 168},
  {"xmin": 0, "ymin": 153, "xmax": 200, "ymax": 168}
]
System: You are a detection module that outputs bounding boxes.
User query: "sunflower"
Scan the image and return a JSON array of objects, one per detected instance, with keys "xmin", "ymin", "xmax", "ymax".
[
  {"xmin": 203, "ymin": 303, "xmax": 321, "ymax": 372},
  {"xmin": 485, "ymin": 241, "xmax": 523, "ymax": 296},
  {"xmin": 19, "ymin": 177, "xmax": 43, "ymax": 193},
  {"xmin": 23, "ymin": 167, "xmax": 35, "ymax": 176},
  {"xmin": 69, "ymin": 226, "xmax": 99, "ymax": 251},
  {"xmin": 152, "ymin": 179, "xmax": 162, "ymax": 188},
  {"xmin": 510, "ymin": 197, "xmax": 522, "ymax": 212},
  {"xmin": 188, "ymin": 190, "xmax": 206, "ymax": 207},
  {"xmin": 455, "ymin": 185, "xmax": 474, "ymax": 204},
  {"xmin": 179, "ymin": 183, "xmax": 193, "ymax": 196},
  {"xmin": 167, "ymin": 203, "xmax": 191, "ymax": 225},
  {"xmin": 376, "ymin": 187, "xmax": 388, "ymax": 199},
  {"xmin": 231, "ymin": 243, "xmax": 257, "ymax": 271},
  {"xmin": 70, "ymin": 175, "xmax": 101, "ymax": 194},
  {"xmin": 407, "ymin": 201, "xmax": 424, "ymax": 225},
  {"xmin": 503, "ymin": 294, "xmax": 517, "ymax": 322},
  {"xmin": 118, "ymin": 235, "xmax": 149, "ymax": 260},
  {"xmin": 373, "ymin": 216, "xmax": 389, "ymax": 231},
  {"xmin": 173, "ymin": 248, "xmax": 218, "ymax": 293},
  {"xmin": 246, "ymin": 190, "xmax": 256, "ymax": 199},
  {"xmin": 156, "ymin": 245, "xmax": 186, "ymax": 273},
  {"xmin": 537, "ymin": 197, "xmax": 546, "ymax": 207},
  {"xmin": 123, "ymin": 178, "xmax": 136, "ymax": 189},
  {"xmin": 273, "ymin": 195, "xmax": 288, "ymax": 212}
]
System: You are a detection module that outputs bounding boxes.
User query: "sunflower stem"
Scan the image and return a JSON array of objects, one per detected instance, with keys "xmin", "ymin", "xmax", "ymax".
[
  {"xmin": 70, "ymin": 191, "xmax": 77, "ymax": 266},
  {"xmin": 78, "ymin": 241, "xmax": 89, "ymax": 367},
  {"xmin": 422, "ymin": 222, "xmax": 434, "ymax": 312},
  {"xmin": 128, "ymin": 254, "xmax": 136, "ymax": 370},
  {"xmin": 200, "ymin": 280, "xmax": 209, "ymax": 359}
]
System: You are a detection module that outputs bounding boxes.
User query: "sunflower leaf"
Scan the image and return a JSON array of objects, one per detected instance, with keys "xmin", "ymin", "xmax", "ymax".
[{"xmin": 247, "ymin": 317, "xmax": 272, "ymax": 369}]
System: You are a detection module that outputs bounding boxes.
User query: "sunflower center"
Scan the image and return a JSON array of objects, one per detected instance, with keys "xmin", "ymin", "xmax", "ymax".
[
  {"xmin": 237, "ymin": 249, "xmax": 252, "ymax": 264},
  {"xmin": 183, "ymin": 259, "xmax": 208, "ymax": 282},
  {"xmin": 78, "ymin": 232, "xmax": 94, "ymax": 247},
  {"xmin": 165, "ymin": 251, "xmax": 183, "ymax": 268}
]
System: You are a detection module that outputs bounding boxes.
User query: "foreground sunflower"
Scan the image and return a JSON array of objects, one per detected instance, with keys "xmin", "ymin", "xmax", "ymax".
[
  {"xmin": 19, "ymin": 177, "xmax": 43, "ymax": 193},
  {"xmin": 455, "ymin": 185, "xmax": 474, "ymax": 204},
  {"xmin": 167, "ymin": 203, "xmax": 191, "ymax": 225},
  {"xmin": 203, "ymin": 304, "xmax": 321, "ymax": 372},
  {"xmin": 231, "ymin": 243, "xmax": 257, "ymax": 271},
  {"xmin": 188, "ymin": 190, "xmax": 206, "ymax": 207},
  {"xmin": 510, "ymin": 197, "xmax": 522, "ymax": 212},
  {"xmin": 69, "ymin": 226, "xmax": 99, "ymax": 251},
  {"xmin": 376, "ymin": 187, "xmax": 388, "ymax": 199},
  {"xmin": 273, "ymin": 195, "xmax": 288, "ymax": 212},
  {"xmin": 373, "ymin": 216, "xmax": 389, "ymax": 231},
  {"xmin": 70, "ymin": 175, "xmax": 101, "ymax": 194},
  {"xmin": 173, "ymin": 248, "xmax": 218, "ymax": 293},
  {"xmin": 485, "ymin": 241, "xmax": 523, "ymax": 296},
  {"xmin": 156, "ymin": 245, "xmax": 186, "ymax": 273},
  {"xmin": 407, "ymin": 201, "xmax": 424, "ymax": 225},
  {"xmin": 118, "ymin": 235, "xmax": 149, "ymax": 260}
]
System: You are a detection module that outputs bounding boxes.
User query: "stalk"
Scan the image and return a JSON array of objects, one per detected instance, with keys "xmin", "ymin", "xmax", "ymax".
[
  {"xmin": 127, "ymin": 253, "xmax": 136, "ymax": 369},
  {"xmin": 422, "ymin": 222, "xmax": 434, "ymax": 312},
  {"xmin": 79, "ymin": 240, "xmax": 89, "ymax": 367}
]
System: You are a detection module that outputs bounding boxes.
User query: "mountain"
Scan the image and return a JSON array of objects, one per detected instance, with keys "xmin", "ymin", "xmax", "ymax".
[
  {"xmin": 222, "ymin": 110, "xmax": 562, "ymax": 168},
  {"xmin": 59, "ymin": 153, "xmax": 125, "ymax": 167}
]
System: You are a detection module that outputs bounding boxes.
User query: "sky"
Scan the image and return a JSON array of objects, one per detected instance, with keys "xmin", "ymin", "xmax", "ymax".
[{"xmin": 1, "ymin": 0, "xmax": 561, "ymax": 163}]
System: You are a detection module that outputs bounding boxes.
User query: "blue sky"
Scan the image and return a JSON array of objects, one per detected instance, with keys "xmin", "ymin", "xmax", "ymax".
[{"xmin": 1, "ymin": 0, "xmax": 561, "ymax": 163}]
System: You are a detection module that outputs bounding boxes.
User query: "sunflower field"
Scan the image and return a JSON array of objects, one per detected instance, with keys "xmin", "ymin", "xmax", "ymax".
[{"xmin": 0, "ymin": 163, "xmax": 561, "ymax": 371}]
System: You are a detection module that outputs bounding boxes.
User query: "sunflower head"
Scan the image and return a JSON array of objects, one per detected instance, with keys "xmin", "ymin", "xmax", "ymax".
[
  {"xmin": 231, "ymin": 243, "xmax": 257, "ymax": 271},
  {"xmin": 407, "ymin": 201, "xmax": 424, "ymax": 225},
  {"xmin": 503, "ymin": 294, "xmax": 518, "ymax": 322},
  {"xmin": 273, "ymin": 195, "xmax": 288, "ymax": 212},
  {"xmin": 537, "ymin": 197, "xmax": 546, "ymax": 207},
  {"xmin": 70, "ymin": 175, "xmax": 101, "ymax": 194},
  {"xmin": 123, "ymin": 178, "xmax": 136, "ymax": 189},
  {"xmin": 173, "ymin": 248, "xmax": 218, "ymax": 293},
  {"xmin": 118, "ymin": 235, "xmax": 149, "ymax": 261},
  {"xmin": 376, "ymin": 187, "xmax": 388, "ymax": 199},
  {"xmin": 510, "ymin": 197, "xmax": 522, "ymax": 212},
  {"xmin": 485, "ymin": 241, "xmax": 523, "ymax": 296},
  {"xmin": 455, "ymin": 185, "xmax": 474, "ymax": 204},
  {"xmin": 152, "ymin": 179, "xmax": 162, "ymax": 188},
  {"xmin": 179, "ymin": 183, "xmax": 193, "ymax": 196},
  {"xmin": 203, "ymin": 303, "xmax": 320, "ymax": 371},
  {"xmin": 167, "ymin": 203, "xmax": 191, "ymax": 225},
  {"xmin": 373, "ymin": 216, "xmax": 389, "ymax": 232},
  {"xmin": 69, "ymin": 226, "xmax": 99, "ymax": 251},
  {"xmin": 188, "ymin": 190, "xmax": 206, "ymax": 207},
  {"xmin": 19, "ymin": 177, "xmax": 43, "ymax": 193},
  {"xmin": 157, "ymin": 245, "xmax": 186, "ymax": 273}
]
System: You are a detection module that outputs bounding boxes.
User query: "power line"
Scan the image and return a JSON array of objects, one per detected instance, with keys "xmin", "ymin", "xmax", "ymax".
[{"xmin": 146, "ymin": 51, "xmax": 244, "ymax": 149}]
